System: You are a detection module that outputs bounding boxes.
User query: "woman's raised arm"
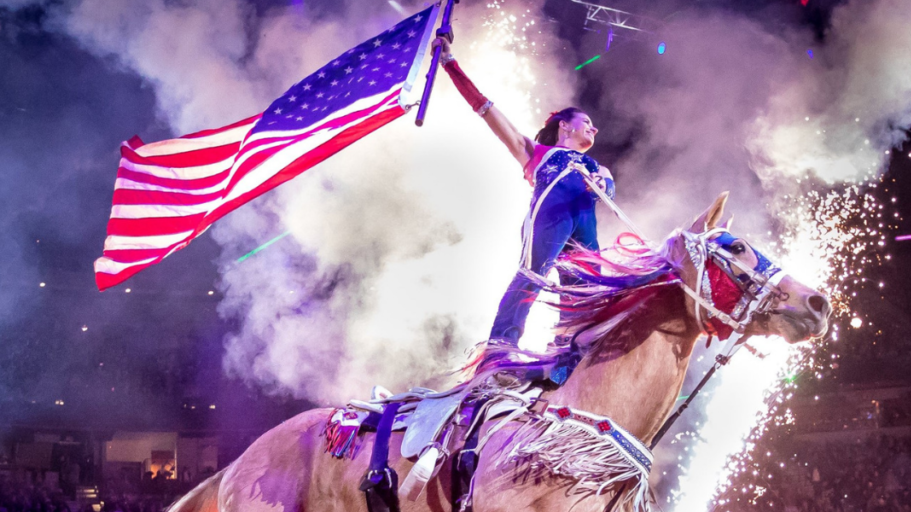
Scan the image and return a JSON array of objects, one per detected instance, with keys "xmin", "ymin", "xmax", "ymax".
[{"xmin": 480, "ymin": 106, "xmax": 536, "ymax": 168}]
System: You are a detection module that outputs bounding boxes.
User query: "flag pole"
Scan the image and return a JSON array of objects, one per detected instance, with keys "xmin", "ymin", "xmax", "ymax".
[{"xmin": 415, "ymin": 0, "xmax": 459, "ymax": 127}]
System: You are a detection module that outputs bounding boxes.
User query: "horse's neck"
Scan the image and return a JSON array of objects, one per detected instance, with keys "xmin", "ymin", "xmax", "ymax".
[{"xmin": 543, "ymin": 293, "xmax": 700, "ymax": 444}]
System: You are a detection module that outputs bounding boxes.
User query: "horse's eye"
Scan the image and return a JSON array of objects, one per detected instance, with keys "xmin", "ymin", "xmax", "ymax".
[{"xmin": 731, "ymin": 243, "xmax": 746, "ymax": 255}]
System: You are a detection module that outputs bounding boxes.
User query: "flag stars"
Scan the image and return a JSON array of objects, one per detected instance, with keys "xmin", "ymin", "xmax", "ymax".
[
  {"xmin": 399, "ymin": 62, "xmax": 408, "ymax": 67},
  {"xmin": 388, "ymin": 58, "xmax": 396, "ymax": 64},
  {"xmin": 330, "ymin": 80, "xmax": 339, "ymax": 86},
  {"xmin": 316, "ymin": 92, "xmax": 325, "ymax": 98},
  {"xmin": 317, "ymin": 71, "xmax": 326, "ymax": 78},
  {"xmin": 407, "ymin": 30, "xmax": 416, "ymax": 38},
  {"xmin": 288, "ymin": 95, "xmax": 297, "ymax": 102},
  {"xmin": 414, "ymin": 14, "xmax": 423, "ymax": 22},
  {"xmin": 344, "ymin": 67, "xmax": 354, "ymax": 74},
  {"xmin": 303, "ymin": 84, "xmax": 312, "ymax": 91},
  {"xmin": 361, "ymin": 64, "xmax": 368, "ymax": 70},
  {"xmin": 301, "ymin": 103, "xmax": 309, "ymax": 109},
  {"xmin": 332, "ymin": 60, "xmax": 340, "ymax": 66},
  {"xmin": 377, "ymin": 53, "xmax": 385, "ymax": 59},
  {"xmin": 369, "ymin": 80, "xmax": 377, "ymax": 86},
  {"xmin": 392, "ymin": 43, "xmax": 401, "ymax": 50},
  {"xmin": 359, "ymin": 53, "xmax": 368, "ymax": 60},
  {"xmin": 372, "ymin": 39, "xmax": 382, "ymax": 47},
  {"xmin": 384, "ymin": 72, "xmax": 393, "ymax": 78},
  {"xmin": 372, "ymin": 67, "xmax": 380, "ymax": 72},
  {"xmin": 296, "ymin": 116, "xmax": 303, "ymax": 121},
  {"xmin": 273, "ymin": 107, "xmax": 283, "ymax": 114}
]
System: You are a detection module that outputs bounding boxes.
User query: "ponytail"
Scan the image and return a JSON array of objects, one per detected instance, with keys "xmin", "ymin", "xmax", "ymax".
[{"xmin": 535, "ymin": 107, "xmax": 584, "ymax": 146}]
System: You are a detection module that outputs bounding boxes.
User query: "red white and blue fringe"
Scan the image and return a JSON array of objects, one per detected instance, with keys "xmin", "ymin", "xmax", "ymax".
[
  {"xmin": 503, "ymin": 405, "xmax": 654, "ymax": 512},
  {"xmin": 323, "ymin": 408, "xmax": 368, "ymax": 459}
]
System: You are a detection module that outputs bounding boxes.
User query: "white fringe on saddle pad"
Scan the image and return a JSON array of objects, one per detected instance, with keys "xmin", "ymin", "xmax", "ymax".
[{"xmin": 503, "ymin": 405, "xmax": 653, "ymax": 512}]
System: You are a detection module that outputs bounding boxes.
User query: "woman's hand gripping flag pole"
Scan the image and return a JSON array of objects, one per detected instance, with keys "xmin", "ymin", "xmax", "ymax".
[{"xmin": 415, "ymin": 0, "xmax": 459, "ymax": 127}]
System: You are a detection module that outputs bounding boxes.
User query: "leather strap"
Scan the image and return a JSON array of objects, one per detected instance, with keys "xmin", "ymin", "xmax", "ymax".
[{"xmin": 359, "ymin": 402, "xmax": 403, "ymax": 512}]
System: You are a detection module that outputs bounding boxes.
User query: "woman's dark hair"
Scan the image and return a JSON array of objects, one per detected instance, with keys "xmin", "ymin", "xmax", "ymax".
[{"xmin": 535, "ymin": 107, "xmax": 585, "ymax": 146}]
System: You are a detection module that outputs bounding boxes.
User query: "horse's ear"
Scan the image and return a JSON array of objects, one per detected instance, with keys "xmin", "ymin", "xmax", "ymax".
[
  {"xmin": 689, "ymin": 192, "xmax": 729, "ymax": 232},
  {"xmin": 721, "ymin": 214, "xmax": 734, "ymax": 230}
]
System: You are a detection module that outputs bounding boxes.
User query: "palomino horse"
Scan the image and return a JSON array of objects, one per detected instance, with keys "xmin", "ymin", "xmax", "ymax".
[{"xmin": 169, "ymin": 193, "xmax": 830, "ymax": 512}]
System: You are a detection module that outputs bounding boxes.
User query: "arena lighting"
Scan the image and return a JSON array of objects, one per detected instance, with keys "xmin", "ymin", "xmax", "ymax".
[
  {"xmin": 387, "ymin": 1, "xmax": 406, "ymax": 14},
  {"xmin": 575, "ymin": 54, "xmax": 601, "ymax": 70},
  {"xmin": 570, "ymin": 0, "xmax": 661, "ymax": 35},
  {"xmin": 236, "ymin": 230, "xmax": 292, "ymax": 263},
  {"xmin": 895, "ymin": 234, "xmax": 911, "ymax": 241},
  {"xmin": 657, "ymin": 41, "xmax": 666, "ymax": 54}
]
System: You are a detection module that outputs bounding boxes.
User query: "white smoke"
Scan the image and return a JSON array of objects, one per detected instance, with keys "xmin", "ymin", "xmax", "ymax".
[{"xmin": 749, "ymin": 0, "xmax": 911, "ymax": 187}]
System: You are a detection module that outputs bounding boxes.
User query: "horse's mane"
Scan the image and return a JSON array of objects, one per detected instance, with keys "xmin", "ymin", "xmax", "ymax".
[{"xmin": 463, "ymin": 232, "xmax": 686, "ymax": 388}]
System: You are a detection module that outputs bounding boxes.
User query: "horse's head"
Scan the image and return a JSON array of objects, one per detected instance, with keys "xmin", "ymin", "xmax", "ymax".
[{"xmin": 670, "ymin": 192, "xmax": 830, "ymax": 344}]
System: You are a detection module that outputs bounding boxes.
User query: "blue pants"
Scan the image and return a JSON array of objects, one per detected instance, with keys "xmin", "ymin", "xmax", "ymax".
[{"xmin": 489, "ymin": 174, "xmax": 599, "ymax": 343}]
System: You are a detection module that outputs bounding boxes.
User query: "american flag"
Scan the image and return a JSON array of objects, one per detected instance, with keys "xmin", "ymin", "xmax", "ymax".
[{"xmin": 94, "ymin": 6, "xmax": 439, "ymax": 291}]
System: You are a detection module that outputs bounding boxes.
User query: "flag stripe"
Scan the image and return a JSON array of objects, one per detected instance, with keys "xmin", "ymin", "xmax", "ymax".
[
  {"xmin": 180, "ymin": 114, "xmax": 261, "ymax": 140},
  {"xmin": 135, "ymin": 117, "xmax": 259, "ymax": 156},
  {"xmin": 104, "ymin": 231, "xmax": 195, "ymax": 252},
  {"xmin": 100, "ymin": 245, "xmax": 178, "ymax": 264},
  {"xmin": 122, "ymin": 142, "xmax": 241, "ymax": 169},
  {"xmin": 110, "ymin": 202, "xmax": 220, "ymax": 219},
  {"xmin": 112, "ymin": 188, "xmax": 224, "ymax": 206},
  {"xmin": 106, "ymin": 213, "xmax": 206, "ymax": 237},
  {"xmin": 115, "ymin": 168, "xmax": 231, "ymax": 192},
  {"xmin": 120, "ymin": 156, "xmax": 235, "ymax": 181}
]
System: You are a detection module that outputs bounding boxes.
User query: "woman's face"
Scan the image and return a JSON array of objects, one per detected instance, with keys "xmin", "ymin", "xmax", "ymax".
[{"xmin": 561, "ymin": 112, "xmax": 598, "ymax": 151}]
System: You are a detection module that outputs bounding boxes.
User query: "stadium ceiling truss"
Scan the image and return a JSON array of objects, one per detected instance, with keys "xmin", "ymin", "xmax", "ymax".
[{"xmin": 569, "ymin": 0, "xmax": 662, "ymax": 38}]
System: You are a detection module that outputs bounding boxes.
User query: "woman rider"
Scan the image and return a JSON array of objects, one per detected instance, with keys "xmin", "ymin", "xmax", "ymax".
[{"xmin": 433, "ymin": 38, "xmax": 615, "ymax": 357}]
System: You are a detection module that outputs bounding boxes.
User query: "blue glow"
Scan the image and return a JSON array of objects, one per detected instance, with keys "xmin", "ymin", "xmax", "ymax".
[
  {"xmin": 807, "ymin": 49, "xmax": 814, "ymax": 59},
  {"xmin": 657, "ymin": 42, "xmax": 666, "ymax": 55}
]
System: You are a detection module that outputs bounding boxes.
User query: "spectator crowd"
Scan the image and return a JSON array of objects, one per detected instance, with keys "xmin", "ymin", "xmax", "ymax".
[{"xmin": 721, "ymin": 435, "xmax": 911, "ymax": 511}]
